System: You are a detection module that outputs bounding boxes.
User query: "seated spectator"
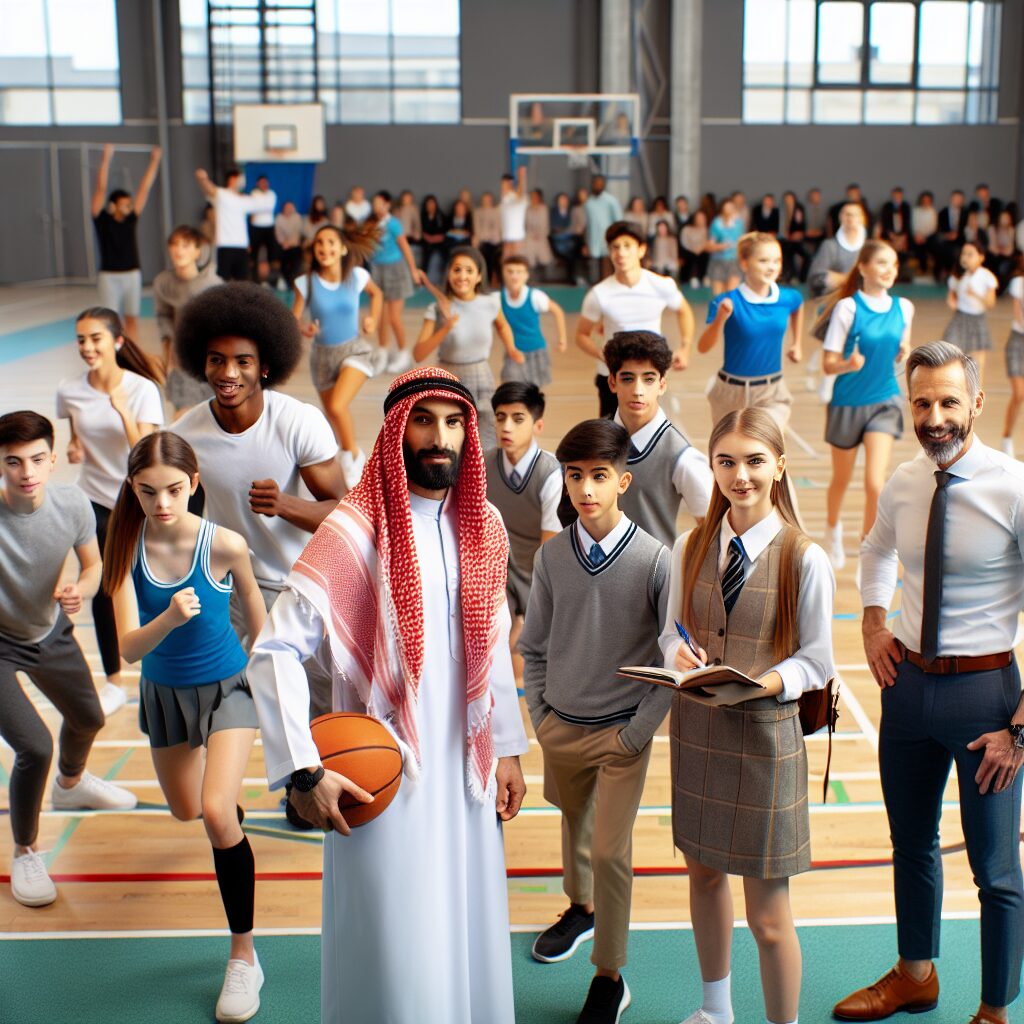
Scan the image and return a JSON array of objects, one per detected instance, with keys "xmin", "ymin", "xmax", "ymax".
[
  {"xmin": 550, "ymin": 192, "xmax": 582, "ymax": 285},
  {"xmin": 624, "ymin": 196, "xmax": 648, "ymax": 238},
  {"xmin": 445, "ymin": 198, "xmax": 473, "ymax": 252},
  {"xmin": 524, "ymin": 189, "xmax": 553, "ymax": 272},
  {"xmin": 396, "ymin": 190, "xmax": 422, "ymax": 266},
  {"xmin": 680, "ymin": 209, "xmax": 710, "ymax": 288},
  {"xmin": 273, "ymin": 200, "xmax": 304, "ymax": 287},
  {"xmin": 780, "ymin": 190, "xmax": 807, "ymax": 282},
  {"xmin": 911, "ymin": 190, "xmax": 938, "ymax": 278},
  {"xmin": 878, "ymin": 186, "xmax": 912, "ymax": 279},
  {"xmin": 988, "ymin": 209, "xmax": 1018, "ymax": 289},
  {"xmin": 473, "ymin": 191, "xmax": 502, "ymax": 286},
  {"xmin": 648, "ymin": 196, "xmax": 675, "ymax": 238},
  {"xmin": 751, "ymin": 193, "xmax": 780, "ymax": 235}
]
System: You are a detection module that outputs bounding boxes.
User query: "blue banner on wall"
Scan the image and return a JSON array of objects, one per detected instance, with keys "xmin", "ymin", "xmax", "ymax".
[{"xmin": 243, "ymin": 162, "xmax": 318, "ymax": 215}]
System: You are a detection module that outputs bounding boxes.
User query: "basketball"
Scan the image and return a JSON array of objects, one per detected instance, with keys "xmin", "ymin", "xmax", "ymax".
[{"xmin": 309, "ymin": 712, "xmax": 403, "ymax": 827}]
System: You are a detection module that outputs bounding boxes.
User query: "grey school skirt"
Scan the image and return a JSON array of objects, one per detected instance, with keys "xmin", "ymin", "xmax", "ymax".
[
  {"xmin": 944, "ymin": 309, "xmax": 993, "ymax": 352},
  {"xmin": 501, "ymin": 347, "xmax": 551, "ymax": 386},
  {"xmin": 140, "ymin": 671, "xmax": 258, "ymax": 749},
  {"xmin": 825, "ymin": 398, "xmax": 904, "ymax": 449},
  {"xmin": 370, "ymin": 259, "xmax": 414, "ymax": 302},
  {"xmin": 1006, "ymin": 330, "xmax": 1024, "ymax": 378},
  {"xmin": 310, "ymin": 338, "xmax": 387, "ymax": 392},
  {"xmin": 708, "ymin": 257, "xmax": 740, "ymax": 283},
  {"xmin": 670, "ymin": 692, "xmax": 811, "ymax": 878}
]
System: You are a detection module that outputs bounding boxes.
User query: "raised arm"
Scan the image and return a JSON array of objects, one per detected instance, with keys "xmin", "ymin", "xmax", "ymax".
[
  {"xmin": 412, "ymin": 312, "xmax": 454, "ymax": 362},
  {"xmin": 134, "ymin": 146, "xmax": 163, "ymax": 215},
  {"xmin": 195, "ymin": 168, "xmax": 218, "ymax": 200},
  {"xmin": 91, "ymin": 143, "xmax": 114, "ymax": 218}
]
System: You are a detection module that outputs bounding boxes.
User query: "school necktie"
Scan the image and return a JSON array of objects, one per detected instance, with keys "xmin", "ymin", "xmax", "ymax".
[
  {"xmin": 721, "ymin": 537, "xmax": 746, "ymax": 614},
  {"xmin": 628, "ymin": 442, "xmax": 641, "ymax": 460},
  {"xmin": 509, "ymin": 468, "xmax": 522, "ymax": 488},
  {"xmin": 920, "ymin": 470, "xmax": 954, "ymax": 663},
  {"xmin": 589, "ymin": 543, "xmax": 607, "ymax": 568}
]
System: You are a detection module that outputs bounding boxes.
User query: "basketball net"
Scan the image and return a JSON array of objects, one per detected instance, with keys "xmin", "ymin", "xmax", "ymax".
[{"xmin": 564, "ymin": 146, "xmax": 590, "ymax": 170}]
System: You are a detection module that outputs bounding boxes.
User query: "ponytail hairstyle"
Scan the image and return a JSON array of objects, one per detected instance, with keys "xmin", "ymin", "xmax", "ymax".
[
  {"xmin": 101, "ymin": 432, "xmax": 199, "ymax": 596},
  {"xmin": 736, "ymin": 231, "xmax": 782, "ymax": 265},
  {"xmin": 812, "ymin": 238, "xmax": 895, "ymax": 337},
  {"xmin": 76, "ymin": 307, "xmax": 165, "ymax": 386},
  {"xmin": 310, "ymin": 221, "xmax": 382, "ymax": 280},
  {"xmin": 680, "ymin": 408, "xmax": 807, "ymax": 662}
]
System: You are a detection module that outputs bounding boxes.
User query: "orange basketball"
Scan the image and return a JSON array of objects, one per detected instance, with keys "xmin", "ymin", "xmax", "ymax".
[{"xmin": 309, "ymin": 712, "xmax": 403, "ymax": 827}]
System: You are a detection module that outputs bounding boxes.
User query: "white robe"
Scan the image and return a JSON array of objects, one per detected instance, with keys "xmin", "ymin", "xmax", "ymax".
[{"xmin": 248, "ymin": 491, "xmax": 529, "ymax": 1024}]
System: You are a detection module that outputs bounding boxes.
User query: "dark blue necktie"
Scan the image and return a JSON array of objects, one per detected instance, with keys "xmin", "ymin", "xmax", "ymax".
[
  {"xmin": 509, "ymin": 468, "xmax": 522, "ymax": 488},
  {"xmin": 721, "ymin": 537, "xmax": 746, "ymax": 614},
  {"xmin": 628, "ymin": 442, "xmax": 641, "ymax": 459},
  {"xmin": 589, "ymin": 542, "xmax": 607, "ymax": 567},
  {"xmin": 920, "ymin": 470, "xmax": 954, "ymax": 662}
]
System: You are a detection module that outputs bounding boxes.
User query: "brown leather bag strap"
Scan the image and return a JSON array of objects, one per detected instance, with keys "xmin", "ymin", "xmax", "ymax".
[{"xmin": 822, "ymin": 679, "xmax": 840, "ymax": 802}]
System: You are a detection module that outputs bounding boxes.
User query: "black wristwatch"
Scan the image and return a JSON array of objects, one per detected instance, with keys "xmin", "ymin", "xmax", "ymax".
[
  {"xmin": 1009, "ymin": 724, "xmax": 1024, "ymax": 750},
  {"xmin": 290, "ymin": 765, "xmax": 325, "ymax": 792}
]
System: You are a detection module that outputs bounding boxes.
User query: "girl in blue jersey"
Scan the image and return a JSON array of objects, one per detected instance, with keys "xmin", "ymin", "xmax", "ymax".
[
  {"xmin": 816, "ymin": 240, "xmax": 913, "ymax": 570},
  {"xmin": 293, "ymin": 222, "xmax": 384, "ymax": 489},
  {"xmin": 104, "ymin": 432, "xmax": 268, "ymax": 1023},
  {"xmin": 698, "ymin": 232, "xmax": 804, "ymax": 433}
]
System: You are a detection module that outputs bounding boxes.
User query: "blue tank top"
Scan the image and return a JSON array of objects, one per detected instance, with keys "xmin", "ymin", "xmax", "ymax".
[
  {"xmin": 132, "ymin": 518, "xmax": 248, "ymax": 687},
  {"xmin": 307, "ymin": 271, "xmax": 365, "ymax": 346},
  {"xmin": 830, "ymin": 292, "xmax": 904, "ymax": 408},
  {"xmin": 501, "ymin": 286, "xmax": 547, "ymax": 353}
]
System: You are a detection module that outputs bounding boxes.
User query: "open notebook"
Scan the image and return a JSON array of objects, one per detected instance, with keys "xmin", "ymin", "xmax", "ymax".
[{"xmin": 617, "ymin": 664, "xmax": 766, "ymax": 697}]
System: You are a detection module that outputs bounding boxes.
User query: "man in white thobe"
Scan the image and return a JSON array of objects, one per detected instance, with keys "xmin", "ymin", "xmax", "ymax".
[{"xmin": 248, "ymin": 368, "xmax": 528, "ymax": 1024}]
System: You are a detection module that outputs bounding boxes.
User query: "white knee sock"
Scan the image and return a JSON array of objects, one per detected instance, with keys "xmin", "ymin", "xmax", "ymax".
[{"xmin": 702, "ymin": 974, "xmax": 732, "ymax": 1021}]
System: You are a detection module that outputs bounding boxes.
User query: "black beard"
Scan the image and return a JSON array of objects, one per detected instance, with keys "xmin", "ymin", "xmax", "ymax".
[
  {"xmin": 915, "ymin": 415, "xmax": 972, "ymax": 465},
  {"xmin": 403, "ymin": 442, "xmax": 462, "ymax": 491}
]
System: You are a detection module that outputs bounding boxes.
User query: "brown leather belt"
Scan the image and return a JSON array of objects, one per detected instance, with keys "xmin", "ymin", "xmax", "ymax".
[{"xmin": 900, "ymin": 643, "xmax": 1013, "ymax": 676}]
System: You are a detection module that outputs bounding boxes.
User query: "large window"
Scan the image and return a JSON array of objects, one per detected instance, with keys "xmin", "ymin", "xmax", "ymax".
[
  {"xmin": 180, "ymin": 0, "xmax": 460, "ymax": 125},
  {"xmin": 743, "ymin": 0, "xmax": 1001, "ymax": 125},
  {"xmin": 0, "ymin": 0, "xmax": 121, "ymax": 125}
]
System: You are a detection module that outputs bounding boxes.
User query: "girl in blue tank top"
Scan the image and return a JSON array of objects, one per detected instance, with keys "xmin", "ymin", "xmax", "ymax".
[
  {"xmin": 816, "ymin": 240, "xmax": 914, "ymax": 571},
  {"xmin": 292, "ymin": 222, "xmax": 384, "ymax": 489},
  {"xmin": 101, "ymin": 431, "xmax": 269, "ymax": 1021}
]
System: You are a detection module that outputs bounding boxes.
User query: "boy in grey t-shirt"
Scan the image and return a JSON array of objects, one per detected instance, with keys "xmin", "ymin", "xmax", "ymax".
[{"xmin": 0, "ymin": 411, "xmax": 136, "ymax": 909}]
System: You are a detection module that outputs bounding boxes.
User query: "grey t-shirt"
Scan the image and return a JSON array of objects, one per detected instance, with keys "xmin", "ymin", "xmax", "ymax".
[
  {"xmin": 0, "ymin": 483, "xmax": 95, "ymax": 644},
  {"xmin": 424, "ymin": 292, "xmax": 502, "ymax": 364}
]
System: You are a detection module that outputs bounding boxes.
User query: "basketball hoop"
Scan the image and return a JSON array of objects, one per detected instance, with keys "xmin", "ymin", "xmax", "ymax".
[
  {"xmin": 264, "ymin": 147, "xmax": 296, "ymax": 162},
  {"xmin": 564, "ymin": 146, "xmax": 590, "ymax": 170}
]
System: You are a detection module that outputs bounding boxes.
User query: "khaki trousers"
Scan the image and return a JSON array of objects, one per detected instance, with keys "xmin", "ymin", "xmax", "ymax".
[
  {"xmin": 537, "ymin": 714, "xmax": 653, "ymax": 969},
  {"xmin": 706, "ymin": 372, "xmax": 792, "ymax": 433}
]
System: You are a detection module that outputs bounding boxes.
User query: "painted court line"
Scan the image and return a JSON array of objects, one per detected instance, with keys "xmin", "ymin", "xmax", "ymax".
[{"xmin": 836, "ymin": 673, "xmax": 880, "ymax": 751}]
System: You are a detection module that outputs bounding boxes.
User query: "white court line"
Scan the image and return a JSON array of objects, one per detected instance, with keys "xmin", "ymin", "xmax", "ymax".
[
  {"xmin": 0, "ymin": 911, "xmax": 982, "ymax": 941},
  {"xmin": 836, "ymin": 672, "xmax": 880, "ymax": 751}
]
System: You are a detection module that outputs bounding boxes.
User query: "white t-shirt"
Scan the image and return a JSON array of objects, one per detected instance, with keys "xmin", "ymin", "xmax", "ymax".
[
  {"xmin": 216, "ymin": 187, "xmax": 275, "ymax": 248},
  {"xmin": 55, "ymin": 370, "xmax": 164, "ymax": 509},
  {"xmin": 173, "ymin": 390, "xmax": 338, "ymax": 586},
  {"xmin": 1010, "ymin": 276, "xmax": 1024, "ymax": 333},
  {"xmin": 345, "ymin": 199, "xmax": 371, "ymax": 224},
  {"xmin": 949, "ymin": 266, "xmax": 998, "ymax": 316},
  {"xmin": 249, "ymin": 188, "xmax": 277, "ymax": 228},
  {"xmin": 500, "ymin": 193, "xmax": 528, "ymax": 242},
  {"xmin": 502, "ymin": 287, "xmax": 550, "ymax": 314},
  {"xmin": 824, "ymin": 293, "xmax": 915, "ymax": 353},
  {"xmin": 581, "ymin": 269, "xmax": 685, "ymax": 375}
]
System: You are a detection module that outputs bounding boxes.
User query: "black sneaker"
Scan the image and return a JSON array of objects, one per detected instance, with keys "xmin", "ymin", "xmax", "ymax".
[
  {"xmin": 531, "ymin": 903, "xmax": 596, "ymax": 962},
  {"xmin": 576, "ymin": 975, "xmax": 631, "ymax": 1024}
]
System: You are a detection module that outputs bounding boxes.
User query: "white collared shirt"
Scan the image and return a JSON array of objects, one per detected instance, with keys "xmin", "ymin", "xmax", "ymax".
[
  {"xmin": 576, "ymin": 512, "xmax": 633, "ymax": 559},
  {"xmin": 501, "ymin": 442, "xmax": 563, "ymax": 533},
  {"xmin": 658, "ymin": 510, "xmax": 836, "ymax": 703},
  {"xmin": 614, "ymin": 408, "xmax": 714, "ymax": 518},
  {"xmin": 861, "ymin": 437, "xmax": 1024, "ymax": 657},
  {"xmin": 837, "ymin": 225, "xmax": 867, "ymax": 252},
  {"xmin": 737, "ymin": 281, "xmax": 780, "ymax": 305}
]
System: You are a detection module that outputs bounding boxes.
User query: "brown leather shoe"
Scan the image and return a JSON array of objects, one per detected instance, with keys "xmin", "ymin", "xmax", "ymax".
[{"xmin": 832, "ymin": 962, "xmax": 939, "ymax": 1020}]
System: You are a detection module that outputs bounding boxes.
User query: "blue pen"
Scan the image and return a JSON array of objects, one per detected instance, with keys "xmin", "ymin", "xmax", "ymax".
[{"xmin": 674, "ymin": 620, "xmax": 705, "ymax": 664}]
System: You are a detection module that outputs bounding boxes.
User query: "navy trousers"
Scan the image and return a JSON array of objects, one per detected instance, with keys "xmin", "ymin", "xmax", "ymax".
[{"xmin": 879, "ymin": 658, "xmax": 1024, "ymax": 1007}]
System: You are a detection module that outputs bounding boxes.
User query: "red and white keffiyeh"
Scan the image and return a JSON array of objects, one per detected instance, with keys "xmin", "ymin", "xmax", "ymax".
[{"xmin": 289, "ymin": 367, "xmax": 509, "ymax": 800}]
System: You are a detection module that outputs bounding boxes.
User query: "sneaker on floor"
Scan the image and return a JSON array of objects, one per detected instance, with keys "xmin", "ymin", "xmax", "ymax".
[
  {"xmin": 827, "ymin": 522, "xmax": 846, "ymax": 571},
  {"xmin": 532, "ymin": 903, "xmax": 596, "ymax": 962},
  {"xmin": 10, "ymin": 850, "xmax": 57, "ymax": 907},
  {"xmin": 678, "ymin": 1009, "xmax": 732, "ymax": 1024},
  {"xmin": 52, "ymin": 770, "xmax": 137, "ymax": 811},
  {"xmin": 1001, "ymin": 436, "xmax": 1015, "ymax": 457},
  {"xmin": 98, "ymin": 682, "xmax": 127, "ymax": 716},
  {"xmin": 576, "ymin": 975, "xmax": 631, "ymax": 1024},
  {"xmin": 386, "ymin": 347, "xmax": 413, "ymax": 374},
  {"xmin": 215, "ymin": 953, "xmax": 264, "ymax": 1023}
]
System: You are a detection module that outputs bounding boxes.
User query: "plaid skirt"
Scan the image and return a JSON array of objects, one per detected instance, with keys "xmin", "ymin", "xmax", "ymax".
[
  {"xmin": 370, "ymin": 259, "xmax": 414, "ymax": 302},
  {"xmin": 1006, "ymin": 329, "xmax": 1024, "ymax": 378},
  {"xmin": 501, "ymin": 347, "xmax": 551, "ymax": 386},
  {"xmin": 670, "ymin": 692, "xmax": 811, "ymax": 878},
  {"xmin": 944, "ymin": 309, "xmax": 993, "ymax": 352}
]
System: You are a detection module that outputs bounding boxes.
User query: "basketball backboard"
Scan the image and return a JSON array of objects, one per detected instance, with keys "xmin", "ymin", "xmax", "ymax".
[
  {"xmin": 509, "ymin": 93, "xmax": 640, "ymax": 161},
  {"xmin": 233, "ymin": 103, "xmax": 326, "ymax": 163}
]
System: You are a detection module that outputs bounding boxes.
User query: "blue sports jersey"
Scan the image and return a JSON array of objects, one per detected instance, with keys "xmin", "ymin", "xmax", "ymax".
[
  {"xmin": 373, "ymin": 215, "xmax": 404, "ymax": 265},
  {"xmin": 707, "ymin": 285, "xmax": 803, "ymax": 378}
]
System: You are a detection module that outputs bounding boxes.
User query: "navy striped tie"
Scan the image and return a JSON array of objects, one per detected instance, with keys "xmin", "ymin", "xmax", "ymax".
[
  {"xmin": 721, "ymin": 537, "xmax": 746, "ymax": 614},
  {"xmin": 589, "ymin": 542, "xmax": 607, "ymax": 567},
  {"xmin": 509, "ymin": 468, "xmax": 522, "ymax": 488}
]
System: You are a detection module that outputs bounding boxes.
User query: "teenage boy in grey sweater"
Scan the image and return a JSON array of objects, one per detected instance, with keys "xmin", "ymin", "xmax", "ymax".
[{"xmin": 520, "ymin": 417, "xmax": 669, "ymax": 1024}]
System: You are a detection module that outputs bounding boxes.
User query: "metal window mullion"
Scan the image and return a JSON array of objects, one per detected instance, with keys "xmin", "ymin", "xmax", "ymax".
[
  {"xmin": 812, "ymin": 0, "xmax": 822, "ymax": 89},
  {"xmin": 388, "ymin": 0, "xmax": 395, "ymax": 123},
  {"xmin": 42, "ymin": 0, "xmax": 56, "ymax": 125}
]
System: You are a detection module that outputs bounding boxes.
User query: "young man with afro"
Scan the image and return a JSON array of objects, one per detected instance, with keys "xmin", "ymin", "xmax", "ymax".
[{"xmin": 173, "ymin": 282, "xmax": 344, "ymax": 731}]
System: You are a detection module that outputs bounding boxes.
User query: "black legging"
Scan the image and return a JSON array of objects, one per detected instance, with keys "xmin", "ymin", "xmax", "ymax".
[{"xmin": 90, "ymin": 501, "xmax": 121, "ymax": 678}]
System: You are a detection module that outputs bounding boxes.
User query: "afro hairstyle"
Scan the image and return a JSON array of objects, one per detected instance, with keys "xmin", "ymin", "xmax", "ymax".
[{"xmin": 174, "ymin": 282, "xmax": 302, "ymax": 388}]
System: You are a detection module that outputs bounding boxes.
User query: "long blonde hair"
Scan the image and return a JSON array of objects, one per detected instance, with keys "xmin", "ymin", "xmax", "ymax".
[
  {"xmin": 812, "ymin": 239, "xmax": 895, "ymax": 336},
  {"xmin": 681, "ymin": 408, "xmax": 806, "ymax": 661}
]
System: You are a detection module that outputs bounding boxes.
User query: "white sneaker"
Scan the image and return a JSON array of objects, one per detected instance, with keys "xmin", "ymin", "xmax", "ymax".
[
  {"xmin": 679, "ymin": 1010, "xmax": 733, "ymax": 1024},
  {"xmin": 689, "ymin": 277, "xmax": 700, "ymax": 289},
  {"xmin": 1001, "ymin": 437, "xmax": 1015, "ymax": 457},
  {"xmin": 98, "ymin": 682, "xmax": 127, "ymax": 716},
  {"xmin": 216, "ymin": 953, "xmax": 264, "ymax": 1023},
  {"xmin": 52, "ymin": 770, "xmax": 137, "ymax": 811},
  {"xmin": 386, "ymin": 347, "xmax": 413, "ymax": 374},
  {"xmin": 343, "ymin": 449, "xmax": 366, "ymax": 490},
  {"xmin": 828, "ymin": 522, "xmax": 846, "ymax": 570},
  {"xmin": 275, "ymin": 277, "xmax": 286, "ymax": 291},
  {"xmin": 11, "ymin": 850, "xmax": 57, "ymax": 907}
]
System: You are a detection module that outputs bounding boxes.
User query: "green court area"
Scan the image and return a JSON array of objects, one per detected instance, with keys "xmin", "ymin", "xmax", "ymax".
[{"xmin": 0, "ymin": 919, "xmax": 987, "ymax": 1023}]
